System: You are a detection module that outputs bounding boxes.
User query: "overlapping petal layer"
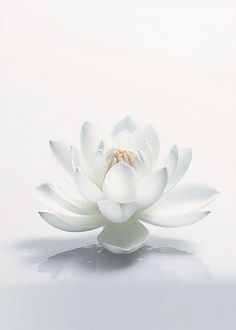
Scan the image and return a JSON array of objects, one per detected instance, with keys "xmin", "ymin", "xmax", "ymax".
[
  {"xmin": 103, "ymin": 163, "xmax": 137, "ymax": 201},
  {"xmin": 80, "ymin": 121, "xmax": 102, "ymax": 171},
  {"xmin": 152, "ymin": 183, "xmax": 219, "ymax": 215},
  {"xmin": 92, "ymin": 145, "xmax": 107, "ymax": 187},
  {"xmin": 36, "ymin": 183, "xmax": 96, "ymax": 215},
  {"xmin": 39, "ymin": 211, "xmax": 105, "ymax": 232},
  {"xmin": 98, "ymin": 200, "xmax": 138, "ymax": 224},
  {"xmin": 112, "ymin": 116, "xmax": 137, "ymax": 138},
  {"xmin": 165, "ymin": 146, "xmax": 192, "ymax": 192},
  {"xmin": 135, "ymin": 168, "xmax": 168, "ymax": 210},
  {"xmin": 49, "ymin": 141, "xmax": 78, "ymax": 182},
  {"xmin": 133, "ymin": 125, "xmax": 160, "ymax": 166},
  {"xmin": 37, "ymin": 117, "xmax": 219, "ymax": 254},
  {"xmin": 98, "ymin": 220, "xmax": 149, "ymax": 254},
  {"xmin": 139, "ymin": 211, "xmax": 210, "ymax": 228},
  {"xmin": 75, "ymin": 168, "xmax": 104, "ymax": 203}
]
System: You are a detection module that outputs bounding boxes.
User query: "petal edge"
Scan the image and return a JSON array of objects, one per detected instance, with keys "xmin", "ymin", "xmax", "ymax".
[{"xmin": 98, "ymin": 220, "xmax": 149, "ymax": 254}]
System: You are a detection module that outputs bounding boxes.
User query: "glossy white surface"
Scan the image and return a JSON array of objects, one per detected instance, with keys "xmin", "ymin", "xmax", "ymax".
[{"xmin": 0, "ymin": 0, "xmax": 236, "ymax": 329}]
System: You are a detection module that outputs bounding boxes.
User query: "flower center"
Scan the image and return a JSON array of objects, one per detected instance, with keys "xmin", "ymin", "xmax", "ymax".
[{"xmin": 106, "ymin": 149, "xmax": 136, "ymax": 169}]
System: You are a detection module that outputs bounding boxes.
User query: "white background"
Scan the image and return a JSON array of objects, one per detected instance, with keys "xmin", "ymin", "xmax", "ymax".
[{"xmin": 0, "ymin": 1, "xmax": 236, "ymax": 329}]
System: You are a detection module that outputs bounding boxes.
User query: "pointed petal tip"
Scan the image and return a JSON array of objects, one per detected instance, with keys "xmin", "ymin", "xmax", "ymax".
[
  {"xmin": 49, "ymin": 140, "xmax": 54, "ymax": 149},
  {"xmin": 35, "ymin": 182, "xmax": 48, "ymax": 189},
  {"xmin": 35, "ymin": 183, "xmax": 49, "ymax": 195},
  {"xmin": 204, "ymin": 187, "xmax": 220, "ymax": 203},
  {"xmin": 80, "ymin": 121, "xmax": 90, "ymax": 134},
  {"xmin": 111, "ymin": 116, "xmax": 138, "ymax": 138},
  {"xmin": 139, "ymin": 210, "xmax": 212, "ymax": 228},
  {"xmin": 38, "ymin": 211, "xmax": 105, "ymax": 232},
  {"xmin": 35, "ymin": 183, "xmax": 54, "ymax": 194},
  {"xmin": 163, "ymin": 166, "xmax": 168, "ymax": 174},
  {"xmin": 81, "ymin": 120, "xmax": 93, "ymax": 129},
  {"xmin": 123, "ymin": 115, "xmax": 134, "ymax": 122},
  {"xmin": 201, "ymin": 185, "xmax": 220, "ymax": 197},
  {"xmin": 160, "ymin": 166, "xmax": 168, "ymax": 180},
  {"xmin": 38, "ymin": 211, "xmax": 45, "ymax": 218},
  {"xmin": 49, "ymin": 140, "xmax": 59, "ymax": 147},
  {"xmin": 75, "ymin": 166, "xmax": 83, "ymax": 173},
  {"xmin": 98, "ymin": 141, "xmax": 104, "ymax": 150},
  {"xmin": 196, "ymin": 210, "xmax": 211, "ymax": 222},
  {"xmin": 171, "ymin": 144, "xmax": 178, "ymax": 152}
]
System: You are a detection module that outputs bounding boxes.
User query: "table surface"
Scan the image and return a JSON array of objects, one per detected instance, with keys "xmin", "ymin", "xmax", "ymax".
[{"xmin": 1, "ymin": 1, "xmax": 236, "ymax": 329}]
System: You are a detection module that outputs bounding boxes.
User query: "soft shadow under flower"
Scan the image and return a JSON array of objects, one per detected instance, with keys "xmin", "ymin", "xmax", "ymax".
[{"xmin": 15, "ymin": 237, "xmax": 212, "ymax": 281}]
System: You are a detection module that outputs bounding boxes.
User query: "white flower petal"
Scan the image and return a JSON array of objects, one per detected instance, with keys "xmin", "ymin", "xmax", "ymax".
[
  {"xmin": 153, "ymin": 183, "xmax": 219, "ymax": 215},
  {"xmin": 49, "ymin": 141, "xmax": 76, "ymax": 182},
  {"xmin": 36, "ymin": 183, "xmax": 97, "ymax": 215},
  {"xmin": 139, "ymin": 211, "xmax": 210, "ymax": 227},
  {"xmin": 112, "ymin": 116, "xmax": 137, "ymax": 138},
  {"xmin": 97, "ymin": 199, "xmax": 138, "ymax": 224},
  {"xmin": 70, "ymin": 146, "xmax": 81, "ymax": 172},
  {"xmin": 165, "ymin": 147, "xmax": 192, "ymax": 192},
  {"xmin": 166, "ymin": 145, "xmax": 178, "ymax": 178},
  {"xmin": 136, "ymin": 168, "xmax": 168, "ymax": 210},
  {"xmin": 133, "ymin": 125, "xmax": 160, "ymax": 166},
  {"xmin": 75, "ymin": 168, "xmax": 104, "ymax": 203},
  {"xmin": 97, "ymin": 220, "xmax": 149, "ymax": 254},
  {"xmin": 80, "ymin": 121, "xmax": 102, "ymax": 165},
  {"xmin": 103, "ymin": 162, "xmax": 137, "ymax": 201},
  {"xmin": 112, "ymin": 130, "xmax": 137, "ymax": 150},
  {"xmin": 92, "ymin": 146, "xmax": 107, "ymax": 187},
  {"xmin": 39, "ymin": 211, "xmax": 105, "ymax": 232}
]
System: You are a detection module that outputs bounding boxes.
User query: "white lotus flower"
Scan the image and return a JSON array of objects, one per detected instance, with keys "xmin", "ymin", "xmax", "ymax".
[{"xmin": 36, "ymin": 116, "xmax": 219, "ymax": 254}]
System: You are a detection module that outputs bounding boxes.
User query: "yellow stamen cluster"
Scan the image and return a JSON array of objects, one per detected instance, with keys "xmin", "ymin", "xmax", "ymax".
[{"xmin": 106, "ymin": 149, "xmax": 136, "ymax": 170}]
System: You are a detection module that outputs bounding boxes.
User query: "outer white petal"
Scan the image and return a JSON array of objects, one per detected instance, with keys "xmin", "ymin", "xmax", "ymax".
[
  {"xmin": 92, "ymin": 146, "xmax": 107, "ymax": 187},
  {"xmin": 103, "ymin": 163, "xmax": 137, "ymax": 201},
  {"xmin": 70, "ymin": 146, "xmax": 81, "ymax": 172},
  {"xmin": 133, "ymin": 125, "xmax": 160, "ymax": 166},
  {"xmin": 111, "ymin": 116, "xmax": 137, "ymax": 138},
  {"xmin": 152, "ymin": 183, "xmax": 219, "ymax": 215},
  {"xmin": 166, "ymin": 145, "xmax": 178, "ymax": 178},
  {"xmin": 112, "ymin": 130, "xmax": 137, "ymax": 150},
  {"xmin": 75, "ymin": 168, "xmax": 104, "ymax": 203},
  {"xmin": 165, "ymin": 147, "xmax": 192, "ymax": 192},
  {"xmin": 36, "ymin": 184, "xmax": 97, "ymax": 215},
  {"xmin": 139, "ymin": 211, "xmax": 210, "ymax": 227},
  {"xmin": 39, "ymin": 211, "xmax": 105, "ymax": 232},
  {"xmin": 97, "ymin": 220, "xmax": 149, "ymax": 254},
  {"xmin": 136, "ymin": 168, "xmax": 168, "ymax": 210},
  {"xmin": 49, "ymin": 141, "xmax": 77, "ymax": 182},
  {"xmin": 97, "ymin": 200, "xmax": 138, "ymax": 224},
  {"xmin": 80, "ymin": 121, "xmax": 102, "ymax": 165}
]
